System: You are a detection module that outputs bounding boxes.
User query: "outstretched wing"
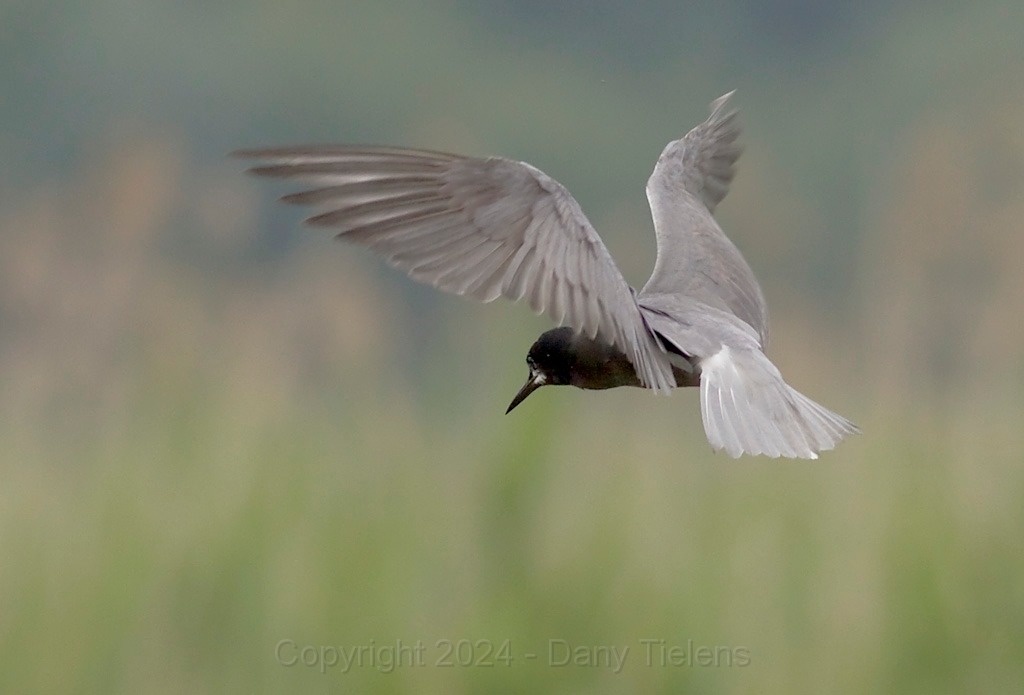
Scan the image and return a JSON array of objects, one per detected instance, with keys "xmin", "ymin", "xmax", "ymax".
[
  {"xmin": 640, "ymin": 92, "xmax": 770, "ymax": 346},
  {"xmin": 641, "ymin": 294, "xmax": 859, "ymax": 459},
  {"xmin": 234, "ymin": 146, "xmax": 674, "ymax": 392}
]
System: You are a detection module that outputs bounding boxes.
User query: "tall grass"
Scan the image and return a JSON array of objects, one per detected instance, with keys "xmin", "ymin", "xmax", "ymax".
[{"xmin": 1, "ymin": 107, "xmax": 1023, "ymax": 694}]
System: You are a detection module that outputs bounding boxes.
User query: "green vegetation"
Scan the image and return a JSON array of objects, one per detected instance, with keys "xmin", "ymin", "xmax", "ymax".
[{"xmin": 2, "ymin": 1, "xmax": 1023, "ymax": 693}]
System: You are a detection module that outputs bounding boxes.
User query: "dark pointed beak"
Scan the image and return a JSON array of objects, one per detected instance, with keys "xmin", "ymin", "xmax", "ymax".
[{"xmin": 506, "ymin": 372, "xmax": 545, "ymax": 414}]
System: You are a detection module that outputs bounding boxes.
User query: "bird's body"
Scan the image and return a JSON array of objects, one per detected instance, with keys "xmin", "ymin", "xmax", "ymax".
[
  {"xmin": 236, "ymin": 92, "xmax": 858, "ymax": 458},
  {"xmin": 520, "ymin": 326, "xmax": 700, "ymax": 393}
]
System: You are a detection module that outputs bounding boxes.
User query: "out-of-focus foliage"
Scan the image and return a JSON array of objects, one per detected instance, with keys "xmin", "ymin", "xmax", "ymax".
[{"xmin": 1, "ymin": 1, "xmax": 1023, "ymax": 693}]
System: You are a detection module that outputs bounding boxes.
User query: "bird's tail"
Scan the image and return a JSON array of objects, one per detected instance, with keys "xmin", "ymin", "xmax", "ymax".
[{"xmin": 698, "ymin": 346, "xmax": 859, "ymax": 459}]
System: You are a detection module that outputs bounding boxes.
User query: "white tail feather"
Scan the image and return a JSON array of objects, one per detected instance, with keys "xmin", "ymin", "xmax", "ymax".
[{"xmin": 698, "ymin": 346, "xmax": 859, "ymax": 459}]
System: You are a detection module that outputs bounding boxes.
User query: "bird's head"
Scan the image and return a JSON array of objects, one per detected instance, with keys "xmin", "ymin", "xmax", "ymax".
[{"xmin": 506, "ymin": 327, "xmax": 574, "ymax": 413}]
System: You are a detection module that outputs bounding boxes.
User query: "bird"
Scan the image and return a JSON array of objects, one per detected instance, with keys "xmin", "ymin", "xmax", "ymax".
[{"xmin": 234, "ymin": 92, "xmax": 859, "ymax": 458}]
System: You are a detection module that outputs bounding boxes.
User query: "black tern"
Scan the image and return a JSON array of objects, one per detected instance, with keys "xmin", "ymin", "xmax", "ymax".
[{"xmin": 235, "ymin": 92, "xmax": 858, "ymax": 458}]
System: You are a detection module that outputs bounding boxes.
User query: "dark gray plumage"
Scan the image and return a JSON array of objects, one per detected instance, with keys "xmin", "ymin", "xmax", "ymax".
[{"xmin": 235, "ymin": 92, "xmax": 858, "ymax": 458}]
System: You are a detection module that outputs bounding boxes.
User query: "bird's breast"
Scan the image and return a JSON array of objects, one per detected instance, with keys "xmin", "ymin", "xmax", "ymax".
[{"xmin": 566, "ymin": 334, "xmax": 699, "ymax": 390}]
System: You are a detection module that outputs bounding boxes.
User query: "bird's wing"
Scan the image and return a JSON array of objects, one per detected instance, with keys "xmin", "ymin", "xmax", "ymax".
[
  {"xmin": 640, "ymin": 294, "xmax": 858, "ymax": 459},
  {"xmin": 640, "ymin": 92, "xmax": 770, "ymax": 346},
  {"xmin": 234, "ymin": 146, "xmax": 675, "ymax": 392}
]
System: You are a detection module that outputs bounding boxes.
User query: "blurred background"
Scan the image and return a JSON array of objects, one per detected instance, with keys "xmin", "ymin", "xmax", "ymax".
[{"xmin": 2, "ymin": 0, "xmax": 1023, "ymax": 693}]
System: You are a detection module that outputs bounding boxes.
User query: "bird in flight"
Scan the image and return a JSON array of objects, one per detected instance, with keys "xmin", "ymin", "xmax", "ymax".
[{"xmin": 234, "ymin": 92, "xmax": 858, "ymax": 458}]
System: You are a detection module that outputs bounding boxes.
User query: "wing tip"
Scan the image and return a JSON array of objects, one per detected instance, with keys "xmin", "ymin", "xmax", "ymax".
[{"xmin": 710, "ymin": 90, "xmax": 737, "ymax": 114}]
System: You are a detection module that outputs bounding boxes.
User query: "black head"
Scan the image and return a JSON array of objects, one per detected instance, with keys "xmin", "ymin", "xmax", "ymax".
[{"xmin": 506, "ymin": 327, "xmax": 574, "ymax": 413}]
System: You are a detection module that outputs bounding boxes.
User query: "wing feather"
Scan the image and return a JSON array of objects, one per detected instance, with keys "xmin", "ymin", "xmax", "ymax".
[
  {"xmin": 640, "ymin": 92, "xmax": 770, "ymax": 346},
  {"xmin": 235, "ymin": 146, "xmax": 674, "ymax": 392}
]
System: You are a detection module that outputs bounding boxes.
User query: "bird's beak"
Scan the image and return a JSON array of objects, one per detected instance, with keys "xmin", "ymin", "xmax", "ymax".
[{"xmin": 506, "ymin": 372, "xmax": 546, "ymax": 414}]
